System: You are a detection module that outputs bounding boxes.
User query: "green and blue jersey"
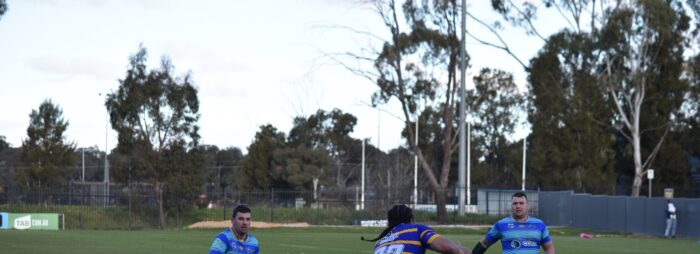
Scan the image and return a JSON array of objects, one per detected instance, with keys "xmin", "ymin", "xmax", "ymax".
[
  {"xmin": 485, "ymin": 216, "xmax": 551, "ymax": 254},
  {"xmin": 209, "ymin": 228, "xmax": 259, "ymax": 254}
]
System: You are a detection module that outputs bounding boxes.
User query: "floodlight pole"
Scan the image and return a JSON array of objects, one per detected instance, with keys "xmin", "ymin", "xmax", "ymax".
[
  {"xmin": 100, "ymin": 92, "xmax": 110, "ymax": 207},
  {"xmin": 648, "ymin": 169, "xmax": 654, "ymax": 198},
  {"xmin": 413, "ymin": 120, "xmax": 418, "ymax": 208},
  {"xmin": 361, "ymin": 138, "xmax": 365, "ymax": 210},
  {"xmin": 522, "ymin": 138, "xmax": 526, "ymax": 191},
  {"xmin": 104, "ymin": 111, "xmax": 109, "ymax": 206},
  {"xmin": 82, "ymin": 148, "xmax": 85, "ymax": 182},
  {"xmin": 457, "ymin": 0, "xmax": 467, "ymax": 215}
]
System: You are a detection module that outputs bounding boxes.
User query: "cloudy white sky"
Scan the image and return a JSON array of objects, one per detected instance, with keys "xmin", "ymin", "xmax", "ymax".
[{"xmin": 0, "ymin": 0, "xmax": 559, "ymax": 153}]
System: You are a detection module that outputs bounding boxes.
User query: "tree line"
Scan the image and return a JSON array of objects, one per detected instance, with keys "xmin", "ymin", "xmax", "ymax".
[{"xmin": 1, "ymin": 1, "xmax": 700, "ymax": 225}]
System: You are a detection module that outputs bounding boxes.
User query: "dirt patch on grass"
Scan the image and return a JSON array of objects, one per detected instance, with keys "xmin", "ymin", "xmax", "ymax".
[{"xmin": 188, "ymin": 220, "xmax": 310, "ymax": 229}]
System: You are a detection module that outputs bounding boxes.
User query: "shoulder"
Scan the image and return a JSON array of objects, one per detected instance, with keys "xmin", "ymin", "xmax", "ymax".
[
  {"xmin": 527, "ymin": 217, "xmax": 546, "ymax": 224},
  {"xmin": 215, "ymin": 229, "xmax": 232, "ymax": 240},
  {"xmin": 527, "ymin": 217, "xmax": 550, "ymax": 231},
  {"xmin": 414, "ymin": 223, "xmax": 434, "ymax": 231},
  {"xmin": 247, "ymin": 234, "xmax": 259, "ymax": 245},
  {"xmin": 494, "ymin": 216, "xmax": 513, "ymax": 225}
]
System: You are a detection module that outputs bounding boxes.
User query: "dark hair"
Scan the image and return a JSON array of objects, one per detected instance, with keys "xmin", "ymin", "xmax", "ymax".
[
  {"xmin": 512, "ymin": 192, "xmax": 528, "ymax": 200},
  {"xmin": 361, "ymin": 204, "xmax": 413, "ymax": 242},
  {"xmin": 232, "ymin": 204, "xmax": 252, "ymax": 220}
]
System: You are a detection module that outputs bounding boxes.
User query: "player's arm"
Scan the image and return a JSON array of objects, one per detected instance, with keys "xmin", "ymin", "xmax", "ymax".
[
  {"xmin": 209, "ymin": 235, "xmax": 227, "ymax": 254},
  {"xmin": 540, "ymin": 223, "xmax": 554, "ymax": 254},
  {"xmin": 542, "ymin": 241, "xmax": 555, "ymax": 254},
  {"xmin": 470, "ymin": 238, "xmax": 493, "ymax": 254},
  {"xmin": 429, "ymin": 236, "xmax": 471, "ymax": 254}
]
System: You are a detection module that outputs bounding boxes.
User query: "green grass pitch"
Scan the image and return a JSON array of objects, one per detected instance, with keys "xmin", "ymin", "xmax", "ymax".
[{"xmin": 0, "ymin": 227, "xmax": 698, "ymax": 253}]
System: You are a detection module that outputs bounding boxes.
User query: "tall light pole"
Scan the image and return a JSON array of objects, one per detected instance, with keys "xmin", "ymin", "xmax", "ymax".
[
  {"xmin": 522, "ymin": 138, "xmax": 526, "ymax": 191},
  {"xmin": 647, "ymin": 169, "xmax": 654, "ymax": 198},
  {"xmin": 361, "ymin": 138, "xmax": 366, "ymax": 210},
  {"xmin": 413, "ymin": 119, "xmax": 418, "ymax": 208},
  {"xmin": 81, "ymin": 148, "xmax": 85, "ymax": 182},
  {"xmin": 100, "ymin": 93, "xmax": 110, "ymax": 206},
  {"xmin": 457, "ymin": 0, "xmax": 468, "ymax": 215},
  {"xmin": 467, "ymin": 108, "xmax": 471, "ymax": 206}
]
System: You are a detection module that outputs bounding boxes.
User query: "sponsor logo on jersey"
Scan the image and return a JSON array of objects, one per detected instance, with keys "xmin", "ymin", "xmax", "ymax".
[
  {"xmin": 522, "ymin": 240, "xmax": 537, "ymax": 247},
  {"xmin": 379, "ymin": 233, "xmax": 398, "ymax": 244},
  {"xmin": 511, "ymin": 240, "xmax": 521, "ymax": 249}
]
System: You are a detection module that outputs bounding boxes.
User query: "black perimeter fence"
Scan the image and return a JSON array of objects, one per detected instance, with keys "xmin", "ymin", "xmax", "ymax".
[
  {"xmin": 1, "ymin": 183, "xmax": 699, "ymax": 237},
  {"xmin": 0, "ymin": 184, "xmax": 507, "ymax": 230}
]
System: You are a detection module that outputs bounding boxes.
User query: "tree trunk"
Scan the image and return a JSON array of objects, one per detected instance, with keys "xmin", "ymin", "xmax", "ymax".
[
  {"xmin": 155, "ymin": 181, "xmax": 166, "ymax": 228},
  {"xmin": 631, "ymin": 127, "xmax": 643, "ymax": 196},
  {"xmin": 435, "ymin": 188, "xmax": 448, "ymax": 224}
]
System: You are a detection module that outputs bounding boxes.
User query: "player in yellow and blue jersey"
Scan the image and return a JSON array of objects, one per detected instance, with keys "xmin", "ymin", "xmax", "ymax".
[
  {"xmin": 209, "ymin": 204, "xmax": 259, "ymax": 254},
  {"xmin": 363, "ymin": 204, "xmax": 470, "ymax": 254},
  {"xmin": 471, "ymin": 192, "xmax": 555, "ymax": 254}
]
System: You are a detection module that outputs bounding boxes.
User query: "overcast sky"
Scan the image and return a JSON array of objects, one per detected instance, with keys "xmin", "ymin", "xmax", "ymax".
[{"xmin": 0, "ymin": 0, "xmax": 559, "ymax": 153}]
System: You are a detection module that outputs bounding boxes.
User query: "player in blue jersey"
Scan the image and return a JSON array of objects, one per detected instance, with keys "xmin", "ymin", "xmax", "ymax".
[
  {"xmin": 209, "ymin": 204, "xmax": 259, "ymax": 254},
  {"xmin": 471, "ymin": 192, "xmax": 555, "ymax": 254},
  {"xmin": 363, "ymin": 204, "xmax": 471, "ymax": 254}
]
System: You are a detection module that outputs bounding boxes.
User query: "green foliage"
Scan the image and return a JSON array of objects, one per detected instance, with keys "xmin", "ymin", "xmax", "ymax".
[
  {"xmin": 0, "ymin": 135, "xmax": 8, "ymax": 151},
  {"xmin": 239, "ymin": 125, "xmax": 286, "ymax": 190},
  {"xmin": 106, "ymin": 45, "xmax": 202, "ymax": 227},
  {"xmin": 163, "ymin": 141, "xmax": 205, "ymax": 214},
  {"xmin": 469, "ymin": 68, "xmax": 527, "ymax": 187},
  {"xmin": 18, "ymin": 100, "xmax": 76, "ymax": 191},
  {"xmin": 368, "ymin": 0, "xmax": 464, "ymax": 223},
  {"xmin": 239, "ymin": 109, "xmax": 364, "ymax": 192},
  {"xmin": 215, "ymin": 147, "xmax": 243, "ymax": 195},
  {"xmin": 272, "ymin": 146, "xmax": 330, "ymax": 191},
  {"xmin": 71, "ymin": 146, "xmax": 103, "ymax": 182},
  {"xmin": 287, "ymin": 109, "xmax": 359, "ymax": 189},
  {"xmin": 0, "ymin": 0, "xmax": 7, "ymax": 20},
  {"xmin": 524, "ymin": 0, "xmax": 696, "ymax": 194},
  {"xmin": 528, "ymin": 30, "xmax": 616, "ymax": 193}
]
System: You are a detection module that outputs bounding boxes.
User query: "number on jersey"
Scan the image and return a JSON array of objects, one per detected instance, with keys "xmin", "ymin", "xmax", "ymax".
[{"xmin": 375, "ymin": 244, "xmax": 405, "ymax": 254}]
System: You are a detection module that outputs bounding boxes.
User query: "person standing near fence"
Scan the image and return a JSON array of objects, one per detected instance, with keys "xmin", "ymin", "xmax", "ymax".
[
  {"xmin": 471, "ymin": 192, "xmax": 555, "ymax": 254},
  {"xmin": 664, "ymin": 199, "xmax": 677, "ymax": 239},
  {"xmin": 209, "ymin": 204, "xmax": 259, "ymax": 254},
  {"xmin": 362, "ymin": 204, "xmax": 471, "ymax": 254}
]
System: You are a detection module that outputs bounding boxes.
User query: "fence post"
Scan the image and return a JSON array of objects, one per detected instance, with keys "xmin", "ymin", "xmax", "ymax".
[{"xmin": 270, "ymin": 188, "xmax": 274, "ymax": 223}]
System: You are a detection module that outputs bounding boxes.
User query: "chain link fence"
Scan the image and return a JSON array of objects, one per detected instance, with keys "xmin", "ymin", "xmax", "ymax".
[{"xmin": 0, "ymin": 184, "xmax": 506, "ymax": 229}]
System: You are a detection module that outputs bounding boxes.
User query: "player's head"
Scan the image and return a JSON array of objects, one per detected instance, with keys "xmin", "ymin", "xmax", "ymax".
[
  {"xmin": 361, "ymin": 204, "xmax": 413, "ymax": 242},
  {"xmin": 387, "ymin": 204, "xmax": 413, "ymax": 226},
  {"xmin": 511, "ymin": 192, "xmax": 529, "ymax": 219},
  {"xmin": 231, "ymin": 204, "xmax": 252, "ymax": 235}
]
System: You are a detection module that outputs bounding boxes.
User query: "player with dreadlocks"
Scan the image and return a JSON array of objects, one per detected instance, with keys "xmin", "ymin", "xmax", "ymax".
[{"xmin": 362, "ymin": 204, "xmax": 471, "ymax": 254}]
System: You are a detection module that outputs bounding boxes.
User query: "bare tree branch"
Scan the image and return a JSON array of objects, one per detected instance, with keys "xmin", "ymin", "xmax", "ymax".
[
  {"xmin": 467, "ymin": 13, "xmax": 529, "ymax": 70},
  {"xmin": 642, "ymin": 124, "xmax": 670, "ymax": 169}
]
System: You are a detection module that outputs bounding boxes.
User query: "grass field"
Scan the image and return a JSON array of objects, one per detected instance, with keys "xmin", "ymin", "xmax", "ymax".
[{"xmin": 0, "ymin": 227, "xmax": 698, "ymax": 253}]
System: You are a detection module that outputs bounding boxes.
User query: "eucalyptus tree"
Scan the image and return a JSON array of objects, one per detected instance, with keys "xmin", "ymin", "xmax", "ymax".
[
  {"xmin": 287, "ymin": 109, "xmax": 359, "ymax": 190},
  {"xmin": 106, "ymin": 45, "xmax": 201, "ymax": 227},
  {"xmin": 490, "ymin": 0, "xmax": 693, "ymax": 195},
  {"xmin": 596, "ymin": 0, "xmax": 690, "ymax": 196},
  {"xmin": 357, "ymin": 0, "xmax": 464, "ymax": 223}
]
